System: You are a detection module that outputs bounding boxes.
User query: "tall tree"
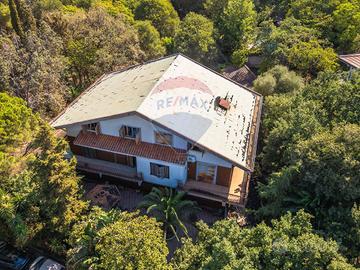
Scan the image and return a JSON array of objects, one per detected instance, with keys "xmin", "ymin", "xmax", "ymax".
[
  {"xmin": 253, "ymin": 65, "xmax": 304, "ymax": 96},
  {"xmin": 256, "ymin": 70, "xmax": 360, "ymax": 263},
  {"xmin": 174, "ymin": 12, "xmax": 217, "ymax": 64},
  {"xmin": 204, "ymin": 0, "xmax": 256, "ymax": 65},
  {"xmin": 64, "ymin": 8, "xmax": 144, "ymax": 93},
  {"xmin": 0, "ymin": 22, "xmax": 68, "ymax": 118},
  {"xmin": 0, "ymin": 93, "xmax": 87, "ymax": 253},
  {"xmin": 8, "ymin": 0, "xmax": 23, "ymax": 37},
  {"xmin": 136, "ymin": 20, "xmax": 166, "ymax": 60},
  {"xmin": 134, "ymin": 0, "xmax": 180, "ymax": 38}
]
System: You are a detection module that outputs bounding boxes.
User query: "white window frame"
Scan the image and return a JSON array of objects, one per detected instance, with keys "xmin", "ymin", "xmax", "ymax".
[
  {"xmin": 150, "ymin": 162, "xmax": 170, "ymax": 179},
  {"xmin": 86, "ymin": 122, "xmax": 99, "ymax": 133},
  {"xmin": 121, "ymin": 126, "xmax": 141, "ymax": 139},
  {"xmin": 154, "ymin": 131, "xmax": 173, "ymax": 146}
]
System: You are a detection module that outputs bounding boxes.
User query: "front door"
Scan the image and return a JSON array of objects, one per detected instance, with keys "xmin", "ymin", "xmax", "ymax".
[
  {"xmin": 188, "ymin": 162, "xmax": 197, "ymax": 180},
  {"xmin": 196, "ymin": 162, "xmax": 216, "ymax": 183}
]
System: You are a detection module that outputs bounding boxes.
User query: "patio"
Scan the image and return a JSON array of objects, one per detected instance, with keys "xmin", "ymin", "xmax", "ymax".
[{"xmin": 83, "ymin": 178, "xmax": 224, "ymax": 257}]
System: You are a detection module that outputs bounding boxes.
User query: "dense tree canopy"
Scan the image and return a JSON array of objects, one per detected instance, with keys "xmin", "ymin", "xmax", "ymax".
[
  {"xmin": 204, "ymin": 0, "xmax": 257, "ymax": 65},
  {"xmin": 0, "ymin": 93, "xmax": 87, "ymax": 253},
  {"xmin": 172, "ymin": 210, "xmax": 355, "ymax": 269},
  {"xmin": 0, "ymin": 23, "xmax": 68, "ymax": 117},
  {"xmin": 64, "ymin": 8, "xmax": 144, "ymax": 93},
  {"xmin": 259, "ymin": 17, "xmax": 338, "ymax": 77},
  {"xmin": 67, "ymin": 208, "xmax": 169, "ymax": 270},
  {"xmin": 136, "ymin": 20, "xmax": 166, "ymax": 60},
  {"xmin": 256, "ymin": 70, "xmax": 360, "ymax": 262}
]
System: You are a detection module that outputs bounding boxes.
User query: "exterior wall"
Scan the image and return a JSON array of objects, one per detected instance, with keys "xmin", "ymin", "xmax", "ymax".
[
  {"xmin": 136, "ymin": 157, "xmax": 187, "ymax": 188},
  {"xmin": 188, "ymin": 150, "xmax": 232, "ymax": 168},
  {"xmin": 66, "ymin": 125, "xmax": 82, "ymax": 137},
  {"xmin": 99, "ymin": 115, "xmax": 188, "ymax": 149},
  {"xmin": 64, "ymin": 114, "xmax": 235, "ymax": 188}
]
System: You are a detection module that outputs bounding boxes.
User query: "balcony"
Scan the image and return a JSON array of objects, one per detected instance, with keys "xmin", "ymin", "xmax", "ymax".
[
  {"xmin": 181, "ymin": 167, "xmax": 249, "ymax": 206},
  {"xmin": 75, "ymin": 155, "xmax": 142, "ymax": 185}
]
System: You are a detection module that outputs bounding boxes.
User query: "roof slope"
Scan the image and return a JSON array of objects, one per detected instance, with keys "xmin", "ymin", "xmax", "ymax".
[
  {"xmin": 223, "ymin": 65, "xmax": 257, "ymax": 87},
  {"xmin": 52, "ymin": 55, "xmax": 176, "ymax": 126},
  {"xmin": 339, "ymin": 53, "xmax": 360, "ymax": 69},
  {"xmin": 52, "ymin": 54, "xmax": 262, "ymax": 171}
]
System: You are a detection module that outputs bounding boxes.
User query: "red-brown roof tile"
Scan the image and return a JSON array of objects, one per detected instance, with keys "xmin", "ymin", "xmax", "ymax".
[
  {"xmin": 339, "ymin": 54, "xmax": 360, "ymax": 69},
  {"xmin": 74, "ymin": 132, "xmax": 187, "ymax": 165}
]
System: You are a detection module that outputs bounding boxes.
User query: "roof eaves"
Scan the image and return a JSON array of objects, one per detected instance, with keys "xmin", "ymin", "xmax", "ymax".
[{"xmin": 52, "ymin": 111, "xmax": 137, "ymax": 129}]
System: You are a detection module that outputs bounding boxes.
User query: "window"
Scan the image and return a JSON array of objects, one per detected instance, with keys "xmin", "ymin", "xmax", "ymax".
[
  {"xmin": 150, "ymin": 163, "xmax": 169, "ymax": 178},
  {"xmin": 84, "ymin": 122, "xmax": 99, "ymax": 133},
  {"xmin": 120, "ymin": 126, "xmax": 141, "ymax": 139},
  {"xmin": 155, "ymin": 132, "xmax": 173, "ymax": 145}
]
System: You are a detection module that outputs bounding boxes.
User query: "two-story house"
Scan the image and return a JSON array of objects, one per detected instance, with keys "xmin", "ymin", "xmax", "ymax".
[{"xmin": 51, "ymin": 54, "xmax": 262, "ymax": 207}]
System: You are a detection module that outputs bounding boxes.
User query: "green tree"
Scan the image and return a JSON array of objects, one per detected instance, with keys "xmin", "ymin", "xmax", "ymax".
[
  {"xmin": 174, "ymin": 12, "xmax": 216, "ymax": 64},
  {"xmin": 136, "ymin": 20, "xmax": 166, "ymax": 60},
  {"xmin": 67, "ymin": 208, "xmax": 169, "ymax": 270},
  {"xmin": 286, "ymin": 0, "xmax": 334, "ymax": 30},
  {"xmin": 139, "ymin": 187, "xmax": 199, "ymax": 241},
  {"xmin": 253, "ymin": 65, "xmax": 304, "ymax": 96},
  {"xmin": 287, "ymin": 39, "xmax": 339, "ymax": 77},
  {"xmin": 219, "ymin": 0, "xmax": 256, "ymax": 54},
  {"xmin": 205, "ymin": 0, "xmax": 256, "ymax": 63},
  {"xmin": 258, "ymin": 124, "xmax": 360, "ymax": 261},
  {"xmin": 0, "ymin": 2, "xmax": 10, "ymax": 29},
  {"xmin": 331, "ymin": 1, "xmax": 360, "ymax": 53},
  {"xmin": 0, "ymin": 22, "xmax": 68, "ymax": 118},
  {"xmin": 256, "ymin": 70, "xmax": 360, "ymax": 262},
  {"xmin": 134, "ymin": 0, "xmax": 180, "ymax": 38},
  {"xmin": 64, "ymin": 8, "xmax": 144, "ymax": 93},
  {"xmin": 0, "ymin": 93, "xmax": 87, "ymax": 253},
  {"xmin": 302, "ymin": 71, "xmax": 360, "ymax": 127},
  {"xmin": 67, "ymin": 207, "xmax": 124, "ymax": 269},
  {"xmin": 172, "ymin": 210, "xmax": 355, "ymax": 269},
  {"xmin": 14, "ymin": 0, "xmax": 35, "ymax": 33},
  {"xmin": 8, "ymin": 0, "xmax": 23, "ymax": 37},
  {"xmin": 171, "ymin": 0, "xmax": 205, "ymax": 18},
  {"xmin": 259, "ymin": 17, "xmax": 338, "ymax": 77}
]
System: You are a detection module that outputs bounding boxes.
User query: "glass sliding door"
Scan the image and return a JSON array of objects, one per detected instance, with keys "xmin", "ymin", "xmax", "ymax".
[{"xmin": 196, "ymin": 162, "xmax": 216, "ymax": 183}]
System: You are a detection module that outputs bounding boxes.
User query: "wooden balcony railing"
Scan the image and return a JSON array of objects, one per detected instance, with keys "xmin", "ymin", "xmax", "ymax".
[{"xmin": 75, "ymin": 155, "xmax": 142, "ymax": 185}]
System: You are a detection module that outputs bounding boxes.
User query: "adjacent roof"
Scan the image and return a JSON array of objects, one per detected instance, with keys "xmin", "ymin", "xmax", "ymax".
[
  {"xmin": 339, "ymin": 54, "xmax": 360, "ymax": 69},
  {"xmin": 52, "ymin": 54, "xmax": 262, "ymax": 171},
  {"xmin": 74, "ymin": 132, "xmax": 187, "ymax": 165},
  {"xmin": 223, "ymin": 65, "xmax": 257, "ymax": 87}
]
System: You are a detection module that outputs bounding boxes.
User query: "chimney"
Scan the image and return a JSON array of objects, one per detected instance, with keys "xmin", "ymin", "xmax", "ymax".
[{"xmin": 219, "ymin": 98, "xmax": 230, "ymax": 110}]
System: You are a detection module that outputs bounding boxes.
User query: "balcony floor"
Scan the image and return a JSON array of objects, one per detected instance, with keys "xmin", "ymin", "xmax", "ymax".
[{"xmin": 182, "ymin": 167, "xmax": 248, "ymax": 206}]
